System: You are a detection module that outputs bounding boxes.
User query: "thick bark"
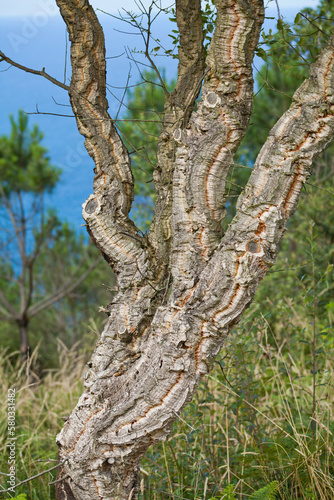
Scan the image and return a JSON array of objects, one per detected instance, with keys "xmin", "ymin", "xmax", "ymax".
[
  {"xmin": 148, "ymin": 0, "xmax": 205, "ymax": 271},
  {"xmin": 54, "ymin": 1, "xmax": 334, "ymax": 499}
]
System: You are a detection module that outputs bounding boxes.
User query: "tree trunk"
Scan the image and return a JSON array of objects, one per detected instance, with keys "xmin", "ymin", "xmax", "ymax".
[
  {"xmin": 18, "ymin": 317, "xmax": 29, "ymax": 363},
  {"xmin": 53, "ymin": 1, "xmax": 334, "ymax": 498}
]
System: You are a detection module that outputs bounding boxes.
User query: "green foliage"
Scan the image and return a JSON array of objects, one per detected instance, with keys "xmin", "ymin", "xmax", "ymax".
[
  {"xmin": 241, "ymin": 0, "xmax": 334, "ymax": 164},
  {"xmin": 0, "ymin": 210, "xmax": 111, "ymax": 368},
  {"xmin": 0, "ymin": 112, "xmax": 112, "ymax": 367},
  {"xmin": 0, "ymin": 346, "xmax": 85, "ymax": 499},
  {"xmin": 252, "ymin": 181, "xmax": 334, "ymax": 333},
  {"xmin": 209, "ymin": 484, "xmax": 237, "ymax": 499},
  {"xmin": 0, "ymin": 110, "xmax": 61, "ymax": 196},
  {"xmin": 220, "ymin": 484, "xmax": 236, "ymax": 499},
  {"xmin": 26, "ymin": 217, "xmax": 111, "ymax": 368},
  {"xmin": 265, "ymin": 0, "xmax": 333, "ymax": 67},
  {"xmin": 249, "ymin": 481, "xmax": 278, "ymax": 499},
  {"xmin": 201, "ymin": 0, "xmax": 217, "ymax": 52},
  {"xmin": 11, "ymin": 495, "xmax": 27, "ymax": 500}
]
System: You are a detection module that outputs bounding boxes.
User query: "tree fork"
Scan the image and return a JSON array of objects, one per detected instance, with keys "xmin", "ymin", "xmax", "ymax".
[{"xmin": 47, "ymin": 1, "xmax": 334, "ymax": 499}]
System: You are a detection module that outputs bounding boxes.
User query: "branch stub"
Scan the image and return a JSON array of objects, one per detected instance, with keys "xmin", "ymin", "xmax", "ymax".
[
  {"xmin": 247, "ymin": 240, "xmax": 261, "ymax": 253},
  {"xmin": 85, "ymin": 198, "xmax": 98, "ymax": 214},
  {"xmin": 205, "ymin": 92, "xmax": 220, "ymax": 108}
]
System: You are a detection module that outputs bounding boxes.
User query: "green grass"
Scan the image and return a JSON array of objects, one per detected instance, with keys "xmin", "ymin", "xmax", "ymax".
[
  {"xmin": 0, "ymin": 264, "xmax": 333, "ymax": 499},
  {"xmin": 138, "ymin": 293, "xmax": 334, "ymax": 499}
]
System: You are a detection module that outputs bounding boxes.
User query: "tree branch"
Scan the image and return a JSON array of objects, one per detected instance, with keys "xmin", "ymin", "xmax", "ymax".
[
  {"xmin": 0, "ymin": 186, "xmax": 26, "ymax": 264},
  {"xmin": 28, "ymin": 256, "xmax": 102, "ymax": 319},
  {"xmin": 55, "ymin": 0, "xmax": 151, "ymax": 291},
  {"xmin": 0, "ymin": 462, "xmax": 64, "ymax": 494},
  {"xmin": 148, "ymin": 0, "xmax": 205, "ymax": 269},
  {"xmin": 0, "ymin": 50, "xmax": 70, "ymax": 91},
  {"xmin": 170, "ymin": 0, "xmax": 205, "ymax": 124},
  {"xmin": 0, "ymin": 296, "xmax": 16, "ymax": 320}
]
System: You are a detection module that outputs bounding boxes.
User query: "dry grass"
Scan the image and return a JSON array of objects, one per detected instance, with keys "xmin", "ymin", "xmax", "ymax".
[
  {"xmin": 0, "ymin": 341, "xmax": 86, "ymax": 499},
  {"xmin": 0, "ymin": 302, "xmax": 333, "ymax": 499},
  {"xmin": 139, "ymin": 304, "xmax": 334, "ymax": 500}
]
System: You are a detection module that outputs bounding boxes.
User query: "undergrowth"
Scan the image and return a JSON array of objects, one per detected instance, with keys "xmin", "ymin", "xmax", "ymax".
[
  {"xmin": 0, "ymin": 236, "xmax": 333, "ymax": 499},
  {"xmin": 0, "ymin": 343, "xmax": 85, "ymax": 499},
  {"xmin": 138, "ymin": 304, "xmax": 334, "ymax": 499}
]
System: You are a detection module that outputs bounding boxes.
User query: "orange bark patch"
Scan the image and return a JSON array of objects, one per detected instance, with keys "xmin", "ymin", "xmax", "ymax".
[
  {"xmin": 91, "ymin": 471, "xmax": 104, "ymax": 500},
  {"xmin": 176, "ymin": 285, "xmax": 197, "ymax": 308},
  {"xmin": 283, "ymin": 167, "xmax": 302, "ymax": 215},
  {"xmin": 255, "ymin": 220, "xmax": 266, "ymax": 236},
  {"xmin": 254, "ymin": 171, "xmax": 267, "ymax": 197},
  {"xmin": 123, "ymin": 305, "xmax": 129, "ymax": 329},
  {"xmin": 198, "ymin": 226, "xmax": 209, "ymax": 260}
]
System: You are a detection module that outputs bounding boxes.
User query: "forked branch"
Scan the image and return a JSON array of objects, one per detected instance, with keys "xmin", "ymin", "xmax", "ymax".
[{"xmin": 2, "ymin": 1, "xmax": 330, "ymax": 499}]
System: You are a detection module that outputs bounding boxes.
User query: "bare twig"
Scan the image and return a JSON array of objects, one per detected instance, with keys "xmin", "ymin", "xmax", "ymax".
[
  {"xmin": 116, "ymin": 65, "xmax": 132, "ymax": 119},
  {"xmin": 0, "ymin": 462, "xmax": 65, "ymax": 494},
  {"xmin": 28, "ymin": 256, "xmax": 102, "ymax": 318},
  {"xmin": 299, "ymin": 12, "xmax": 330, "ymax": 37},
  {"xmin": 0, "ymin": 51, "xmax": 69, "ymax": 91},
  {"xmin": 49, "ymin": 474, "xmax": 70, "ymax": 485},
  {"xmin": 64, "ymin": 27, "xmax": 68, "ymax": 84}
]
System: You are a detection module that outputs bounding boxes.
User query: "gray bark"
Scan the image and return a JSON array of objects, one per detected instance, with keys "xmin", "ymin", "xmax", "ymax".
[{"xmin": 54, "ymin": 1, "xmax": 334, "ymax": 498}]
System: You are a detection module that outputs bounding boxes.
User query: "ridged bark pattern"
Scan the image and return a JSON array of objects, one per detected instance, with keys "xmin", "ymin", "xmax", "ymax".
[{"xmin": 54, "ymin": 1, "xmax": 334, "ymax": 499}]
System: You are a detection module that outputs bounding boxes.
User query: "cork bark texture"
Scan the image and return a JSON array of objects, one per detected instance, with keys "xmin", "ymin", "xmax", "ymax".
[{"xmin": 54, "ymin": 1, "xmax": 334, "ymax": 499}]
